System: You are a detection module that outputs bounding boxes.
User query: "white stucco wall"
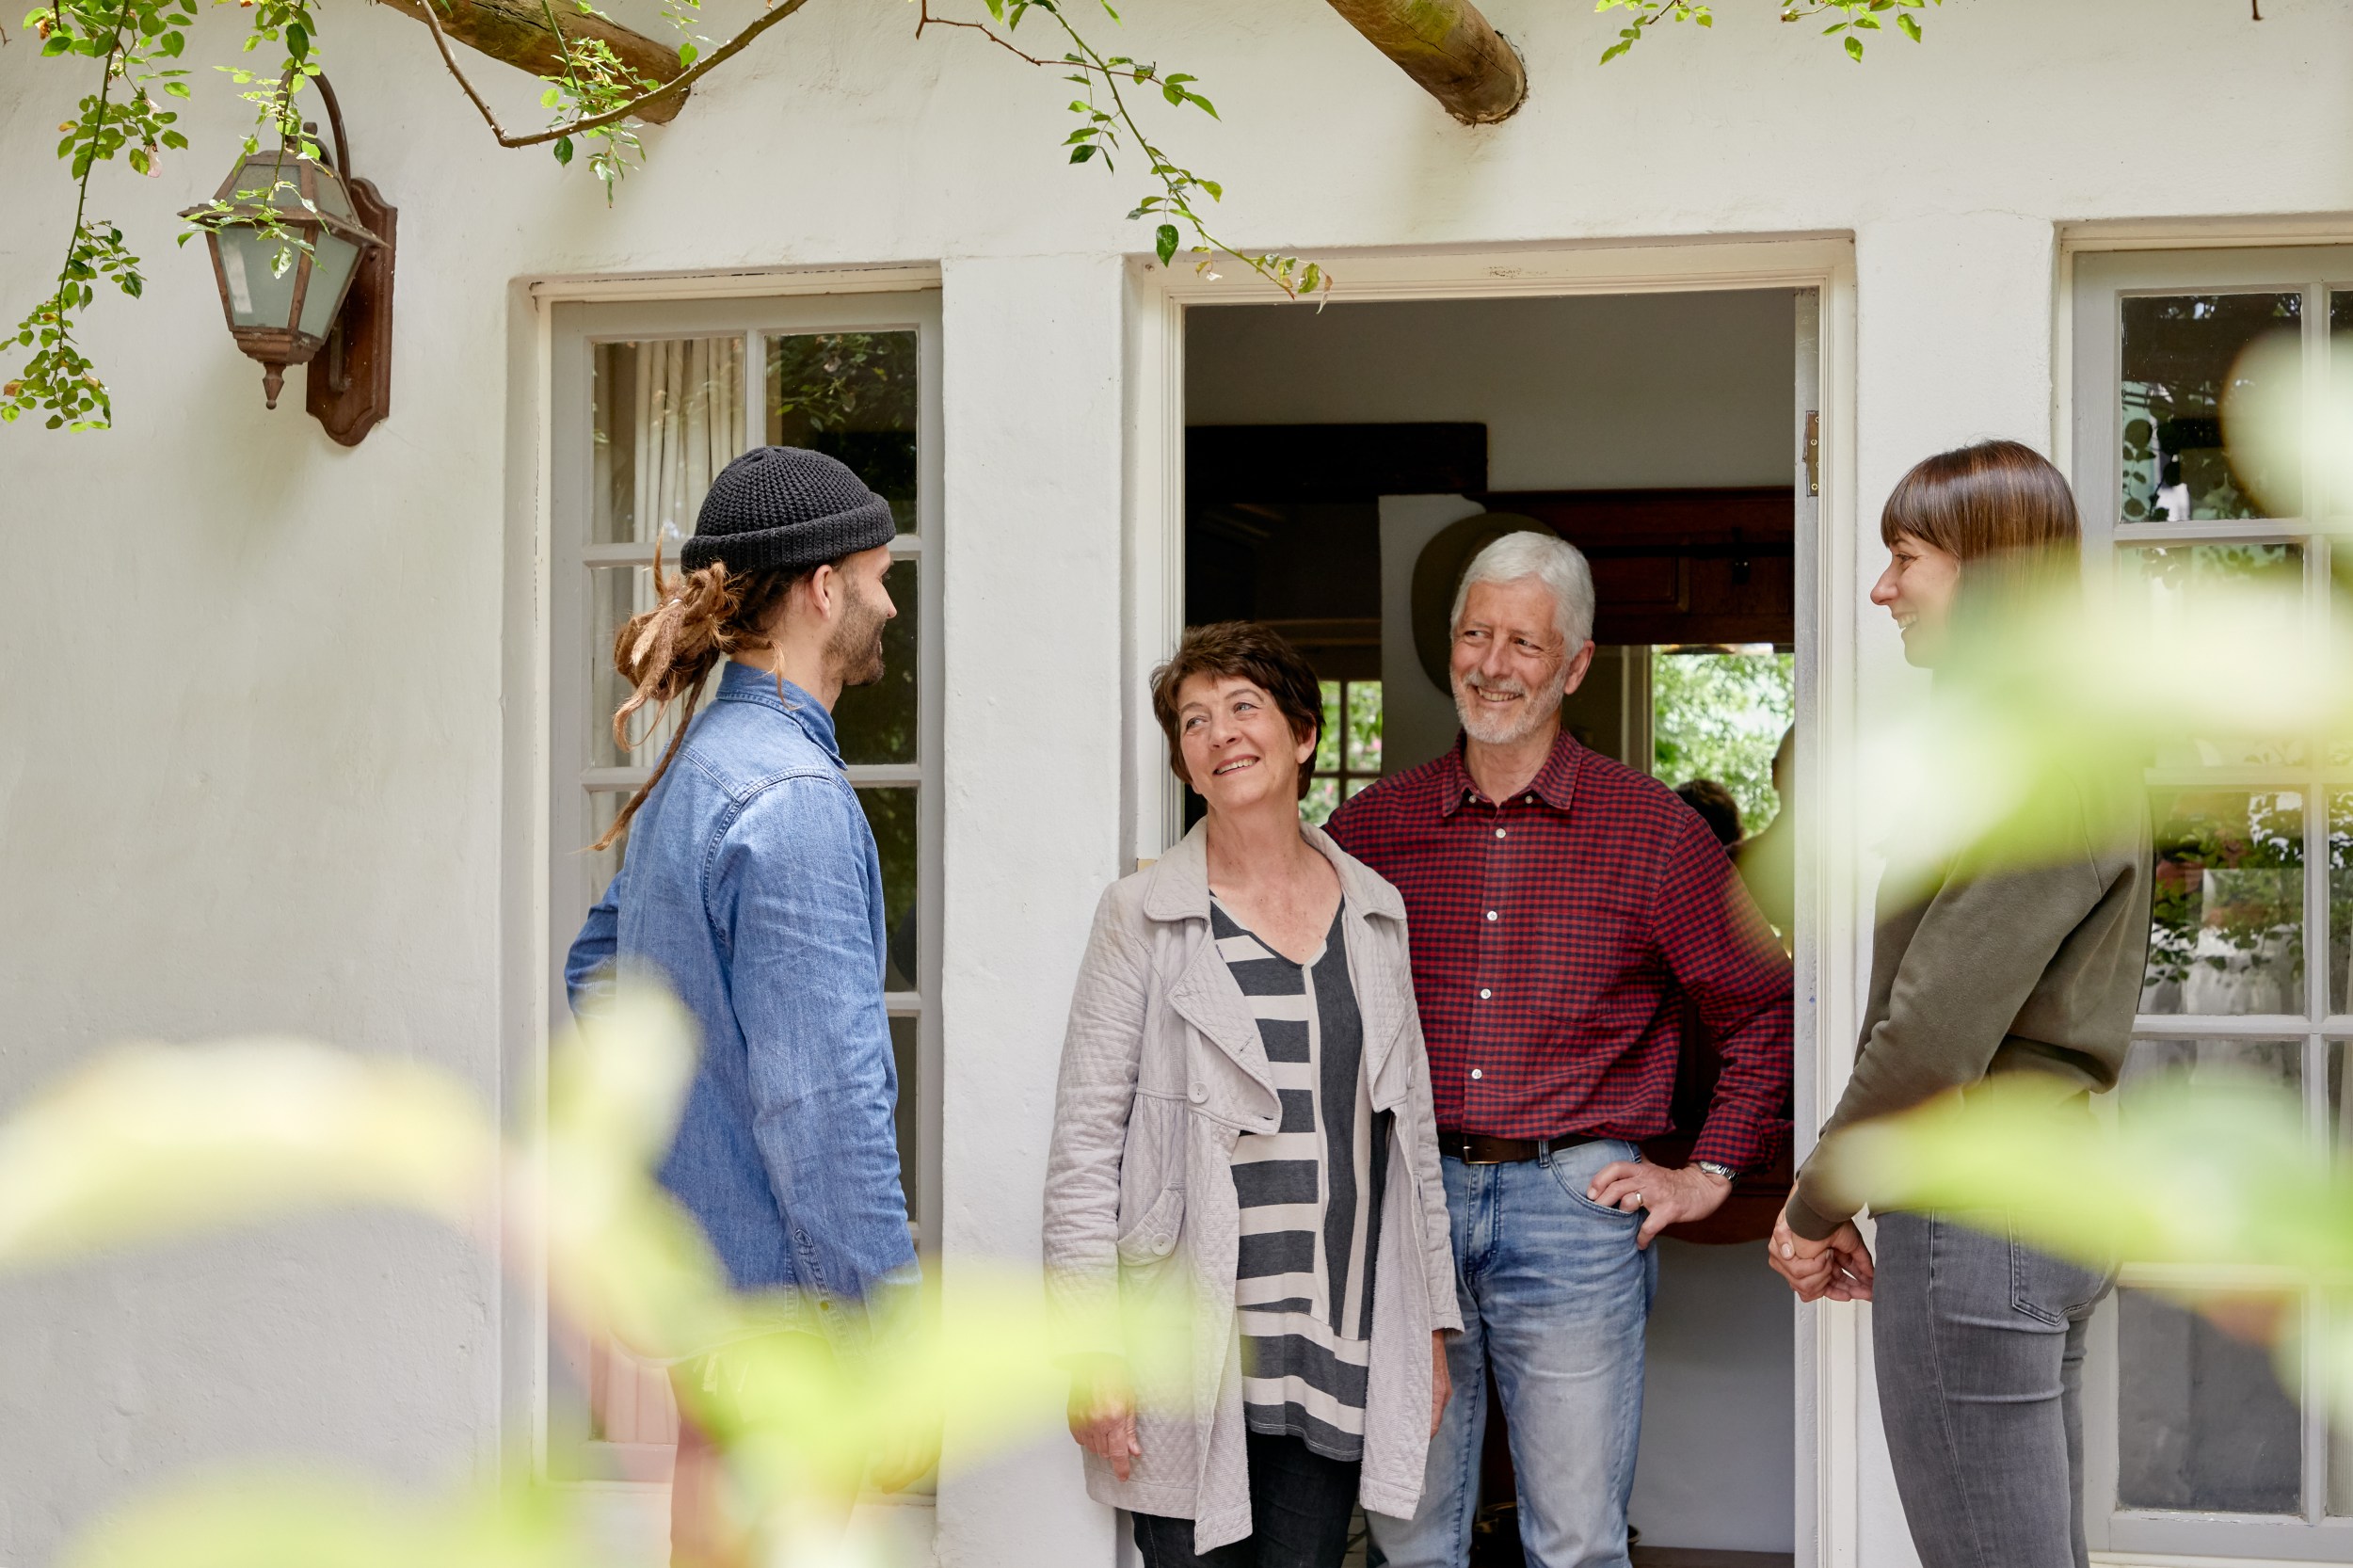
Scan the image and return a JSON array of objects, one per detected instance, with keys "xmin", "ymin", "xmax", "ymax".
[{"xmin": 3, "ymin": 1, "xmax": 2349, "ymax": 1563}]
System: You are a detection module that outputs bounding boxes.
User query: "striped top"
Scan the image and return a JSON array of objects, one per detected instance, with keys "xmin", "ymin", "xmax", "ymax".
[{"xmin": 1212, "ymin": 895, "xmax": 1389, "ymax": 1463}]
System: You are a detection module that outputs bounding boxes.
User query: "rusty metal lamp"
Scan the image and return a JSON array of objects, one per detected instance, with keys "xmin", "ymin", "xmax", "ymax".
[{"xmin": 180, "ymin": 74, "xmax": 396, "ymax": 443}]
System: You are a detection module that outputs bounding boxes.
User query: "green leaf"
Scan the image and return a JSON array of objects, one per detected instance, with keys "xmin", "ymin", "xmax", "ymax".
[
  {"xmin": 1155, "ymin": 223, "xmax": 1179, "ymax": 266},
  {"xmin": 679, "ymin": 40, "xmax": 697, "ymax": 64},
  {"xmin": 1897, "ymin": 11, "xmax": 1921, "ymax": 40},
  {"xmin": 1069, "ymin": 144, "xmax": 1097, "ymax": 164},
  {"xmin": 553, "ymin": 136, "xmax": 574, "ymax": 165},
  {"xmin": 1844, "ymin": 31, "xmax": 1864, "ymax": 57}
]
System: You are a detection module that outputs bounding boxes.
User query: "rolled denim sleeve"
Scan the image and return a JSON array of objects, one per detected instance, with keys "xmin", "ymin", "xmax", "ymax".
[
  {"xmin": 711, "ymin": 776, "xmax": 918, "ymax": 1340},
  {"xmin": 564, "ymin": 873, "xmax": 621, "ymax": 1016}
]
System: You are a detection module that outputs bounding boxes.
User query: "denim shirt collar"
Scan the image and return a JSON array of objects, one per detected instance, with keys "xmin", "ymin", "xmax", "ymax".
[{"xmin": 715, "ymin": 660, "xmax": 842, "ymax": 766}]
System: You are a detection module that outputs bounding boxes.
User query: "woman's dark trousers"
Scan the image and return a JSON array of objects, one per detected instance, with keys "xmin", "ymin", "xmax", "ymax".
[
  {"xmin": 1130, "ymin": 1432, "xmax": 1362, "ymax": 1568},
  {"xmin": 1874, "ymin": 1210, "xmax": 2115, "ymax": 1568}
]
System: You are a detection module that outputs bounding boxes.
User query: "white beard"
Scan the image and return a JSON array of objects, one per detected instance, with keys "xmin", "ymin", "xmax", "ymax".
[{"xmin": 1453, "ymin": 663, "xmax": 1572, "ymax": 745}]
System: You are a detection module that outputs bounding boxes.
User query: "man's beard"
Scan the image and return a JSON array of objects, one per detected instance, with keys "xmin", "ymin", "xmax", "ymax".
[
  {"xmin": 1453, "ymin": 663, "xmax": 1570, "ymax": 745},
  {"xmin": 827, "ymin": 579, "xmax": 890, "ymax": 689}
]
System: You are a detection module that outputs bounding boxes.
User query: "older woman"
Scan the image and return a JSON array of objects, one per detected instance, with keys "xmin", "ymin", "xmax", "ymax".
[{"xmin": 1042, "ymin": 621, "xmax": 1460, "ymax": 1568}]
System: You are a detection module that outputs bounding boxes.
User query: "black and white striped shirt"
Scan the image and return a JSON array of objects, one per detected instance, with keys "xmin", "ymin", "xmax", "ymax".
[{"xmin": 1212, "ymin": 896, "xmax": 1389, "ymax": 1462}]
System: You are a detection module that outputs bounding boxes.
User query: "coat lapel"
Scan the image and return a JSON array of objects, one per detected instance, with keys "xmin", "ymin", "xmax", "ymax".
[{"xmin": 1144, "ymin": 825, "xmax": 1275, "ymax": 1098}]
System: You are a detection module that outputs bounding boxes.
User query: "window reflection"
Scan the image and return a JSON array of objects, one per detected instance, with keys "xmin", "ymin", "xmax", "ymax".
[
  {"xmin": 858, "ymin": 786, "xmax": 920, "ymax": 993},
  {"xmin": 2118, "ymin": 1286, "xmax": 2303, "ymax": 1515},
  {"xmin": 766, "ymin": 332, "xmax": 919, "ymax": 535},
  {"xmin": 2120, "ymin": 294, "xmax": 2301, "ymax": 523},
  {"xmin": 2145, "ymin": 790, "xmax": 2305, "ymax": 1016}
]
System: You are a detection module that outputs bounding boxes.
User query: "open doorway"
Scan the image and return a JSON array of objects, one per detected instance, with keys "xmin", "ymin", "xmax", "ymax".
[{"xmin": 1183, "ymin": 288, "xmax": 1806, "ymax": 1567}]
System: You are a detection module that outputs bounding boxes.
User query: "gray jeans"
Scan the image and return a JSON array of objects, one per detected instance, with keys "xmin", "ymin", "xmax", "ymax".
[{"xmin": 1873, "ymin": 1211, "xmax": 2116, "ymax": 1568}]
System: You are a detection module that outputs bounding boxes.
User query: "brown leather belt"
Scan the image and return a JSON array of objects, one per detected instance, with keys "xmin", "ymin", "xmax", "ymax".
[{"xmin": 1439, "ymin": 1130, "xmax": 1600, "ymax": 1165}]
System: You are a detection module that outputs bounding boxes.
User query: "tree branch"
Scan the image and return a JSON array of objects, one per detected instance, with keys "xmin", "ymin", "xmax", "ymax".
[
  {"xmin": 373, "ymin": 0, "xmax": 690, "ymax": 123},
  {"xmin": 1322, "ymin": 0, "xmax": 1526, "ymax": 125},
  {"xmin": 410, "ymin": 0, "xmax": 813, "ymax": 148}
]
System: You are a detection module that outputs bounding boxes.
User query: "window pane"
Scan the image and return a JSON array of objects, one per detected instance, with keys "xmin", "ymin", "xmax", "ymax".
[
  {"xmin": 891, "ymin": 1014, "xmax": 920, "ymax": 1224},
  {"xmin": 1346, "ymin": 680, "xmax": 1385, "ymax": 776},
  {"xmin": 766, "ymin": 332, "xmax": 919, "ymax": 535},
  {"xmin": 1300, "ymin": 777, "xmax": 1339, "ymax": 827},
  {"xmin": 2121, "ymin": 545, "xmax": 2307, "ymax": 770},
  {"xmin": 2145, "ymin": 790, "xmax": 2305, "ymax": 1016},
  {"xmin": 592, "ymin": 338, "xmax": 748, "ymax": 546},
  {"xmin": 588, "ymin": 566, "xmax": 722, "ymax": 770},
  {"xmin": 834, "ymin": 557, "xmax": 919, "ymax": 766},
  {"xmin": 2120, "ymin": 293, "xmax": 2301, "ymax": 523},
  {"xmin": 2118, "ymin": 1286, "xmax": 2302, "ymax": 1514},
  {"xmin": 2332, "ymin": 289, "xmax": 2353, "ymax": 517},
  {"xmin": 2335, "ymin": 792, "xmax": 2353, "ymax": 1016},
  {"xmin": 1316, "ymin": 680, "xmax": 1342, "ymax": 775},
  {"xmin": 587, "ymin": 790, "xmax": 631, "ymax": 895},
  {"xmin": 859, "ymin": 786, "xmax": 920, "ymax": 994}
]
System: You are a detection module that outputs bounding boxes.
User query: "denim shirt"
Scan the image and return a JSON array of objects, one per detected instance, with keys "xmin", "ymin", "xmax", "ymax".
[{"xmin": 566, "ymin": 663, "xmax": 918, "ymax": 1349}]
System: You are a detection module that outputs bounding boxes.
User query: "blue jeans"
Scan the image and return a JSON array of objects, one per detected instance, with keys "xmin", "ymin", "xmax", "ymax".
[{"xmin": 1367, "ymin": 1140, "xmax": 1658, "ymax": 1568}]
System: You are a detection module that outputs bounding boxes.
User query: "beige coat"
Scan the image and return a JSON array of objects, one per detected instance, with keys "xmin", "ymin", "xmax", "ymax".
[{"xmin": 1041, "ymin": 822, "xmax": 1463, "ymax": 1549}]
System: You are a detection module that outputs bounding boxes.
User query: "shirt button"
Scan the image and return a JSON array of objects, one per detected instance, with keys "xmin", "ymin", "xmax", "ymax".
[
  {"xmin": 1479, "ymin": 988, "xmax": 1492, "ymax": 1000},
  {"xmin": 1485, "ymin": 910, "xmax": 1498, "ymax": 921},
  {"xmin": 1495, "ymin": 828, "xmax": 1507, "ymax": 840},
  {"xmin": 1188, "ymin": 1082, "xmax": 1208, "ymax": 1103},
  {"xmin": 1470, "ymin": 1068, "xmax": 1484, "ymax": 1080}
]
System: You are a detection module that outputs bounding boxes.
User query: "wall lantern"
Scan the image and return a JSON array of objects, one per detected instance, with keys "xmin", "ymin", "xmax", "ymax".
[{"xmin": 180, "ymin": 74, "xmax": 397, "ymax": 444}]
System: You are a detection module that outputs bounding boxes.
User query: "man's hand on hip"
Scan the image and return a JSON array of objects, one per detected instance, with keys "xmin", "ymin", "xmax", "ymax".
[{"xmin": 1588, "ymin": 1157, "xmax": 1731, "ymax": 1250}]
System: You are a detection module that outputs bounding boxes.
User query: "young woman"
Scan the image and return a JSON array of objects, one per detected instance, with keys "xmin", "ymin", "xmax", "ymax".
[
  {"xmin": 1041, "ymin": 622, "xmax": 1459, "ymax": 1568},
  {"xmin": 1769, "ymin": 440, "xmax": 2152, "ymax": 1568}
]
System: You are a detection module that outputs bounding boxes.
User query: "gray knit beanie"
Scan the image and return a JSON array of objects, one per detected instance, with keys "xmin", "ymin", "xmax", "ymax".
[{"xmin": 681, "ymin": 446, "xmax": 896, "ymax": 576}]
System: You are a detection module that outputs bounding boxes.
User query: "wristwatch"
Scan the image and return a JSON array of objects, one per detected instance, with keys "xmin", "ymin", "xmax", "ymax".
[{"xmin": 1695, "ymin": 1160, "xmax": 1738, "ymax": 1184}]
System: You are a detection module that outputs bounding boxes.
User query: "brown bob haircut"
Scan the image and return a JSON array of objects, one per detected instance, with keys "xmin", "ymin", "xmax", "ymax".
[
  {"xmin": 1149, "ymin": 621, "xmax": 1325, "ymax": 802},
  {"xmin": 1881, "ymin": 440, "xmax": 2081, "ymax": 583}
]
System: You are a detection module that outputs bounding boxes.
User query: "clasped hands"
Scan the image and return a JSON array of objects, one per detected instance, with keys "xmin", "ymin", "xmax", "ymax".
[
  {"xmin": 1768, "ymin": 1211, "xmax": 1876, "ymax": 1303},
  {"xmin": 1067, "ymin": 1333, "xmax": 1454, "ymax": 1479}
]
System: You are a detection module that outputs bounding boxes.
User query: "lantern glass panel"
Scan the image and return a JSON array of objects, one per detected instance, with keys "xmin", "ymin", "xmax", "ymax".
[
  {"xmin": 216, "ymin": 224, "xmax": 301, "ymax": 329},
  {"xmin": 297, "ymin": 231, "xmax": 361, "ymax": 340}
]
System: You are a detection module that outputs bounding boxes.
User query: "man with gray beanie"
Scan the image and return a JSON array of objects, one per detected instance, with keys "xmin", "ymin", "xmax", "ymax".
[{"xmin": 564, "ymin": 446, "xmax": 920, "ymax": 1566}]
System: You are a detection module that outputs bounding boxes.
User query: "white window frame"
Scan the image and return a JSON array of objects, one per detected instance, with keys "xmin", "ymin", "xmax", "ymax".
[
  {"xmin": 543, "ymin": 289, "xmax": 945, "ymax": 1476},
  {"xmin": 2073, "ymin": 245, "xmax": 2353, "ymax": 1563}
]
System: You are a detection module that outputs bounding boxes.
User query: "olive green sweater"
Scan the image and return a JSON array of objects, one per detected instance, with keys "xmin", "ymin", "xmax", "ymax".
[{"xmin": 1785, "ymin": 765, "xmax": 2153, "ymax": 1241}]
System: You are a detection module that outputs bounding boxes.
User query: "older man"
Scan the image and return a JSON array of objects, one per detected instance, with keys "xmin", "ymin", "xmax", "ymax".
[{"xmin": 1329, "ymin": 532, "xmax": 1791, "ymax": 1568}]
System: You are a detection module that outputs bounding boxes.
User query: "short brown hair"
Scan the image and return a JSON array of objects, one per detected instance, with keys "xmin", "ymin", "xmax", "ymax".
[
  {"xmin": 1149, "ymin": 622, "xmax": 1325, "ymax": 802},
  {"xmin": 1881, "ymin": 440, "xmax": 2081, "ymax": 576}
]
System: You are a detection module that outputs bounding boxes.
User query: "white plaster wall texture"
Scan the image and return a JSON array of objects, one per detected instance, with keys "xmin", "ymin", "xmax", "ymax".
[{"xmin": 0, "ymin": 0, "xmax": 2345, "ymax": 1563}]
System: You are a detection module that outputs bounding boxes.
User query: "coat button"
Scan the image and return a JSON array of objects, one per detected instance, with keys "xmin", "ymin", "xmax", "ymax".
[{"xmin": 1189, "ymin": 1082, "xmax": 1208, "ymax": 1103}]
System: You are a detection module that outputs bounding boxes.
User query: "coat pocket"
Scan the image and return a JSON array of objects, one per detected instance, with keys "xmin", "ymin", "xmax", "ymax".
[{"xmin": 1114, "ymin": 1187, "xmax": 1187, "ymax": 1266}]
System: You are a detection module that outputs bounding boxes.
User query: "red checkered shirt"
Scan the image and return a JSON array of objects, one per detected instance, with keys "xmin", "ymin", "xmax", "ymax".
[{"xmin": 1326, "ymin": 731, "xmax": 1792, "ymax": 1173}]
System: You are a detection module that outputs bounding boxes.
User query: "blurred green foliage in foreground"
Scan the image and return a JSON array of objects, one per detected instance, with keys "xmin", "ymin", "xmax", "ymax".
[
  {"xmin": 1834, "ymin": 1074, "xmax": 2353, "ymax": 1416},
  {"xmin": 0, "ymin": 984, "xmax": 1167, "ymax": 1568}
]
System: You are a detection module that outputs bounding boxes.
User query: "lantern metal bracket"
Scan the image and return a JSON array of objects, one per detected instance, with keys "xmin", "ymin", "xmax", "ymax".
[{"xmin": 304, "ymin": 74, "xmax": 395, "ymax": 446}]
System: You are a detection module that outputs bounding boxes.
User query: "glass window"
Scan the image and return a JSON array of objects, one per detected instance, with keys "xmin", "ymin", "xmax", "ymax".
[
  {"xmin": 766, "ymin": 331, "xmax": 918, "ymax": 534},
  {"xmin": 2144, "ymin": 790, "xmax": 2305, "ymax": 1016},
  {"xmin": 2081, "ymin": 252, "xmax": 2353, "ymax": 1554},
  {"xmin": 553, "ymin": 297, "xmax": 940, "ymax": 1480},
  {"xmin": 2119, "ymin": 293, "xmax": 2301, "ymax": 523},
  {"xmin": 2118, "ymin": 1286, "xmax": 2303, "ymax": 1514},
  {"xmin": 1303, "ymin": 680, "xmax": 1381, "ymax": 826},
  {"xmin": 593, "ymin": 337, "xmax": 747, "ymax": 547}
]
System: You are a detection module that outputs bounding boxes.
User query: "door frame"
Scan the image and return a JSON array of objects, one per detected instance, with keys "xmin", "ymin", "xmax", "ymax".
[{"xmin": 1125, "ymin": 235, "xmax": 1865, "ymax": 1567}]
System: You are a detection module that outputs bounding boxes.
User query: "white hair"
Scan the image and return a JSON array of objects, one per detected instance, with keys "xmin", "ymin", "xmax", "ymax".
[{"xmin": 1450, "ymin": 531, "xmax": 1595, "ymax": 651}]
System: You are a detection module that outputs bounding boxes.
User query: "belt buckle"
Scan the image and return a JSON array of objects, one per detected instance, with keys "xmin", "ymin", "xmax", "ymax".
[{"xmin": 1458, "ymin": 1135, "xmax": 1504, "ymax": 1165}]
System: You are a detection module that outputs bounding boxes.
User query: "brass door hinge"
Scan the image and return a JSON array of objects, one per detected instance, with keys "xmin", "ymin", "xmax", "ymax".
[{"xmin": 1803, "ymin": 410, "xmax": 1820, "ymax": 498}]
